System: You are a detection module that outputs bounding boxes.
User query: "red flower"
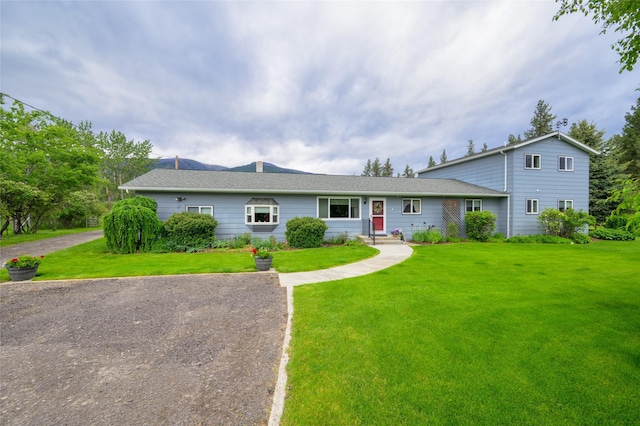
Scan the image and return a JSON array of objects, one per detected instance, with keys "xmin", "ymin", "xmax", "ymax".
[
  {"xmin": 252, "ymin": 248, "xmax": 257, "ymax": 255},
  {"xmin": 11, "ymin": 258, "xmax": 18, "ymax": 263}
]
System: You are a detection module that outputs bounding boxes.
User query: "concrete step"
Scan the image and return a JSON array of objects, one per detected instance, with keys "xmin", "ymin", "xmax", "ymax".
[{"xmin": 357, "ymin": 235, "xmax": 405, "ymax": 245}]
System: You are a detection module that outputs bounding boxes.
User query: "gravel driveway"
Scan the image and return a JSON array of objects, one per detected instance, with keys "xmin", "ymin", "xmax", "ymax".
[{"xmin": 1, "ymin": 272, "xmax": 287, "ymax": 425}]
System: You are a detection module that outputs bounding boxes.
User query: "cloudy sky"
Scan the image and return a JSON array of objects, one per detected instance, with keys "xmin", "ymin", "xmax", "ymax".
[{"xmin": 1, "ymin": 1, "xmax": 638, "ymax": 175}]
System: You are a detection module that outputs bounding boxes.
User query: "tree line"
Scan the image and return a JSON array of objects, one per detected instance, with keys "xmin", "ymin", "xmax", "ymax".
[{"xmin": 0, "ymin": 94, "xmax": 155, "ymax": 235}]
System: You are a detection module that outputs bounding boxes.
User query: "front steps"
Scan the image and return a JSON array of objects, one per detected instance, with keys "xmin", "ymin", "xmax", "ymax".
[{"xmin": 357, "ymin": 235, "xmax": 405, "ymax": 245}]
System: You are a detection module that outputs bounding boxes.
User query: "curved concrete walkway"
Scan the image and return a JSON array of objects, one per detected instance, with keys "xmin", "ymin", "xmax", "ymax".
[{"xmin": 277, "ymin": 243, "xmax": 414, "ymax": 287}]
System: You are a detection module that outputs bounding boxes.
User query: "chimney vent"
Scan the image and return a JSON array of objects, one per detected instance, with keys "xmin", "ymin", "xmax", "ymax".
[
  {"xmin": 256, "ymin": 161, "xmax": 263, "ymax": 173},
  {"xmin": 175, "ymin": 156, "xmax": 179, "ymax": 170}
]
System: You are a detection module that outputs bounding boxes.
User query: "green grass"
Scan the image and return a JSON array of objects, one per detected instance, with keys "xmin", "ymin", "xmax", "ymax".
[
  {"xmin": 0, "ymin": 228, "xmax": 101, "ymax": 247},
  {"xmin": 0, "ymin": 239, "xmax": 378, "ymax": 281},
  {"xmin": 283, "ymin": 241, "xmax": 640, "ymax": 425}
]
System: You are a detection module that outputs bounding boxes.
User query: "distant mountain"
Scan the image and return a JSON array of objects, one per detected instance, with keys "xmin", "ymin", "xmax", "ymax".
[
  {"xmin": 153, "ymin": 159, "xmax": 311, "ymax": 174},
  {"xmin": 227, "ymin": 162, "xmax": 311, "ymax": 174},
  {"xmin": 154, "ymin": 158, "xmax": 227, "ymax": 171}
]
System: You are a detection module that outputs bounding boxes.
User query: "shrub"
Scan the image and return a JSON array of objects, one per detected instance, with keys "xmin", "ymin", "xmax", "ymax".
[
  {"xmin": 230, "ymin": 233, "xmax": 252, "ymax": 249},
  {"xmin": 604, "ymin": 214, "xmax": 629, "ymax": 230},
  {"xmin": 538, "ymin": 208, "xmax": 563, "ymax": 236},
  {"xmin": 103, "ymin": 196, "xmax": 162, "ymax": 254},
  {"xmin": 589, "ymin": 227, "xmax": 636, "ymax": 241},
  {"xmin": 570, "ymin": 233, "xmax": 591, "ymax": 244},
  {"xmin": 412, "ymin": 226, "xmax": 443, "ymax": 243},
  {"xmin": 446, "ymin": 222, "xmax": 459, "ymax": 239},
  {"xmin": 163, "ymin": 212, "xmax": 218, "ymax": 250},
  {"xmin": 538, "ymin": 208, "xmax": 595, "ymax": 238},
  {"xmin": 286, "ymin": 216, "xmax": 328, "ymax": 248},
  {"xmin": 325, "ymin": 232, "xmax": 350, "ymax": 245},
  {"xmin": 465, "ymin": 211, "xmax": 496, "ymax": 242},
  {"xmin": 251, "ymin": 236, "xmax": 283, "ymax": 251}
]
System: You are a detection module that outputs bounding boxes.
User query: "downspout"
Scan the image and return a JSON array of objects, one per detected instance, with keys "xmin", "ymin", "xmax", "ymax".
[{"xmin": 500, "ymin": 149, "xmax": 510, "ymax": 238}]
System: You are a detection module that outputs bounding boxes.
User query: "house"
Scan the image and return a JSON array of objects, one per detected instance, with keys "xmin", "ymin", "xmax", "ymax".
[
  {"xmin": 119, "ymin": 131, "xmax": 597, "ymax": 241},
  {"xmin": 417, "ymin": 131, "xmax": 599, "ymax": 236}
]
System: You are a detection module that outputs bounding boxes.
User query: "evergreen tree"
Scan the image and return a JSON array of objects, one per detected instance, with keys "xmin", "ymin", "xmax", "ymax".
[
  {"xmin": 361, "ymin": 159, "xmax": 373, "ymax": 176},
  {"xmin": 614, "ymin": 96, "xmax": 640, "ymax": 179},
  {"xmin": 569, "ymin": 120, "xmax": 624, "ymax": 224},
  {"xmin": 481, "ymin": 143, "xmax": 488, "ymax": 152},
  {"xmin": 508, "ymin": 134, "xmax": 522, "ymax": 144},
  {"xmin": 466, "ymin": 139, "xmax": 476, "ymax": 156},
  {"xmin": 524, "ymin": 100, "xmax": 557, "ymax": 138},
  {"xmin": 371, "ymin": 157, "xmax": 382, "ymax": 177},
  {"xmin": 440, "ymin": 149, "xmax": 448, "ymax": 164},
  {"xmin": 402, "ymin": 164, "xmax": 415, "ymax": 178},
  {"xmin": 428, "ymin": 156, "xmax": 436, "ymax": 168},
  {"xmin": 382, "ymin": 158, "xmax": 394, "ymax": 177}
]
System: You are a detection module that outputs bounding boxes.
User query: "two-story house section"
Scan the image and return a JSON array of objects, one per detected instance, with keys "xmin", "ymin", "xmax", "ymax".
[{"xmin": 416, "ymin": 131, "xmax": 599, "ymax": 237}]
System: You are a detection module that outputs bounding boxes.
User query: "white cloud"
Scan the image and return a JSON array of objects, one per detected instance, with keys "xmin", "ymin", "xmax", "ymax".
[{"xmin": 1, "ymin": 0, "xmax": 638, "ymax": 175}]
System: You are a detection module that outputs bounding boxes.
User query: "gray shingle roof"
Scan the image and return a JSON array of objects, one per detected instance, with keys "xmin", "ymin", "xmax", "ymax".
[{"xmin": 120, "ymin": 169, "xmax": 506, "ymax": 197}]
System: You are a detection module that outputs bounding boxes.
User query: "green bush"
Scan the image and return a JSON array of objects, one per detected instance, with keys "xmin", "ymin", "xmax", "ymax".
[
  {"xmin": 465, "ymin": 211, "xmax": 496, "ymax": 242},
  {"xmin": 570, "ymin": 233, "xmax": 591, "ymax": 244},
  {"xmin": 251, "ymin": 236, "xmax": 283, "ymax": 251},
  {"xmin": 413, "ymin": 226, "xmax": 442, "ymax": 243},
  {"xmin": 589, "ymin": 227, "xmax": 636, "ymax": 241},
  {"xmin": 538, "ymin": 208, "xmax": 594, "ymax": 238},
  {"xmin": 163, "ymin": 212, "xmax": 218, "ymax": 250},
  {"xmin": 604, "ymin": 214, "xmax": 629, "ymax": 230},
  {"xmin": 285, "ymin": 217, "xmax": 328, "ymax": 248},
  {"xmin": 103, "ymin": 196, "xmax": 162, "ymax": 254}
]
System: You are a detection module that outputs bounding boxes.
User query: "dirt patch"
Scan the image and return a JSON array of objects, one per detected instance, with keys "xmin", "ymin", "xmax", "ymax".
[{"xmin": 0, "ymin": 273, "xmax": 287, "ymax": 425}]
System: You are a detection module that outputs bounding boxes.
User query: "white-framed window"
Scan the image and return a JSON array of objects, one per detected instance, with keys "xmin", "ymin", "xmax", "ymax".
[
  {"xmin": 526, "ymin": 199, "xmax": 539, "ymax": 214},
  {"xmin": 402, "ymin": 198, "xmax": 421, "ymax": 214},
  {"xmin": 558, "ymin": 200, "xmax": 573, "ymax": 212},
  {"xmin": 245, "ymin": 198, "xmax": 279, "ymax": 224},
  {"xmin": 465, "ymin": 199, "xmax": 482, "ymax": 212},
  {"xmin": 525, "ymin": 153, "xmax": 541, "ymax": 169},
  {"xmin": 186, "ymin": 206, "xmax": 213, "ymax": 216},
  {"xmin": 558, "ymin": 156, "xmax": 574, "ymax": 171},
  {"xmin": 318, "ymin": 197, "xmax": 360, "ymax": 219}
]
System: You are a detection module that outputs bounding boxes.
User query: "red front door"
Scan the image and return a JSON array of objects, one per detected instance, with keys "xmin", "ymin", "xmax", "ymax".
[{"xmin": 371, "ymin": 199, "xmax": 385, "ymax": 234}]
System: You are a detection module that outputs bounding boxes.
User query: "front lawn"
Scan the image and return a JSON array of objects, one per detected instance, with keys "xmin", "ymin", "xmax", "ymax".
[
  {"xmin": 283, "ymin": 241, "xmax": 640, "ymax": 424},
  {"xmin": 0, "ymin": 238, "xmax": 378, "ymax": 281}
]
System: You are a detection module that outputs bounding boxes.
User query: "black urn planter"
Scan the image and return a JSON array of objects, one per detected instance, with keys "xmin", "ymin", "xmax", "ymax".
[
  {"xmin": 6, "ymin": 265, "xmax": 39, "ymax": 281},
  {"xmin": 255, "ymin": 257, "xmax": 273, "ymax": 271}
]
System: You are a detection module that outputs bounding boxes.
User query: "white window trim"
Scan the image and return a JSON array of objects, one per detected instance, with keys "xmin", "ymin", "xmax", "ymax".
[
  {"xmin": 526, "ymin": 199, "xmax": 539, "ymax": 215},
  {"xmin": 558, "ymin": 156, "xmax": 574, "ymax": 172},
  {"xmin": 245, "ymin": 205, "xmax": 279, "ymax": 225},
  {"xmin": 318, "ymin": 197, "xmax": 361, "ymax": 220},
  {"xmin": 402, "ymin": 198, "xmax": 422, "ymax": 215},
  {"xmin": 558, "ymin": 199, "xmax": 574, "ymax": 211},
  {"xmin": 186, "ymin": 205, "xmax": 213, "ymax": 216},
  {"xmin": 465, "ymin": 199, "xmax": 483, "ymax": 212},
  {"xmin": 525, "ymin": 153, "xmax": 541, "ymax": 170}
]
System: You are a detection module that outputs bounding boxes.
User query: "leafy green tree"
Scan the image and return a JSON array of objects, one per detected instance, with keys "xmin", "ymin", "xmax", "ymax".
[
  {"xmin": 466, "ymin": 139, "xmax": 476, "ymax": 156},
  {"xmin": 103, "ymin": 196, "xmax": 162, "ymax": 253},
  {"xmin": 97, "ymin": 130, "xmax": 155, "ymax": 208},
  {"xmin": 382, "ymin": 158, "xmax": 394, "ymax": 177},
  {"xmin": 440, "ymin": 149, "xmax": 447, "ymax": 164},
  {"xmin": 612, "ymin": 96, "xmax": 640, "ymax": 179},
  {"xmin": 524, "ymin": 100, "xmax": 557, "ymax": 138},
  {"xmin": 0, "ymin": 99, "xmax": 100, "ymax": 234},
  {"xmin": 427, "ymin": 156, "xmax": 436, "ymax": 168},
  {"xmin": 608, "ymin": 178, "xmax": 640, "ymax": 236},
  {"xmin": 554, "ymin": 0, "xmax": 640, "ymax": 72},
  {"xmin": 569, "ymin": 120, "xmax": 625, "ymax": 223}
]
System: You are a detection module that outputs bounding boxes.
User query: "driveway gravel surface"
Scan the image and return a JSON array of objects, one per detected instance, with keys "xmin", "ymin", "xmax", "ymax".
[{"xmin": 1, "ymin": 269, "xmax": 287, "ymax": 425}]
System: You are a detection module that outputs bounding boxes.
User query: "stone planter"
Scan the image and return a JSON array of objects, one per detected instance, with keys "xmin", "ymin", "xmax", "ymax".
[
  {"xmin": 6, "ymin": 265, "xmax": 39, "ymax": 281},
  {"xmin": 255, "ymin": 257, "xmax": 273, "ymax": 271}
]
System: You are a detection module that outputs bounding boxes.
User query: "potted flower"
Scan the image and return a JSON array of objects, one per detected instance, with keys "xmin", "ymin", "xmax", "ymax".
[
  {"xmin": 4, "ymin": 254, "xmax": 44, "ymax": 281},
  {"xmin": 252, "ymin": 247, "xmax": 273, "ymax": 271}
]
